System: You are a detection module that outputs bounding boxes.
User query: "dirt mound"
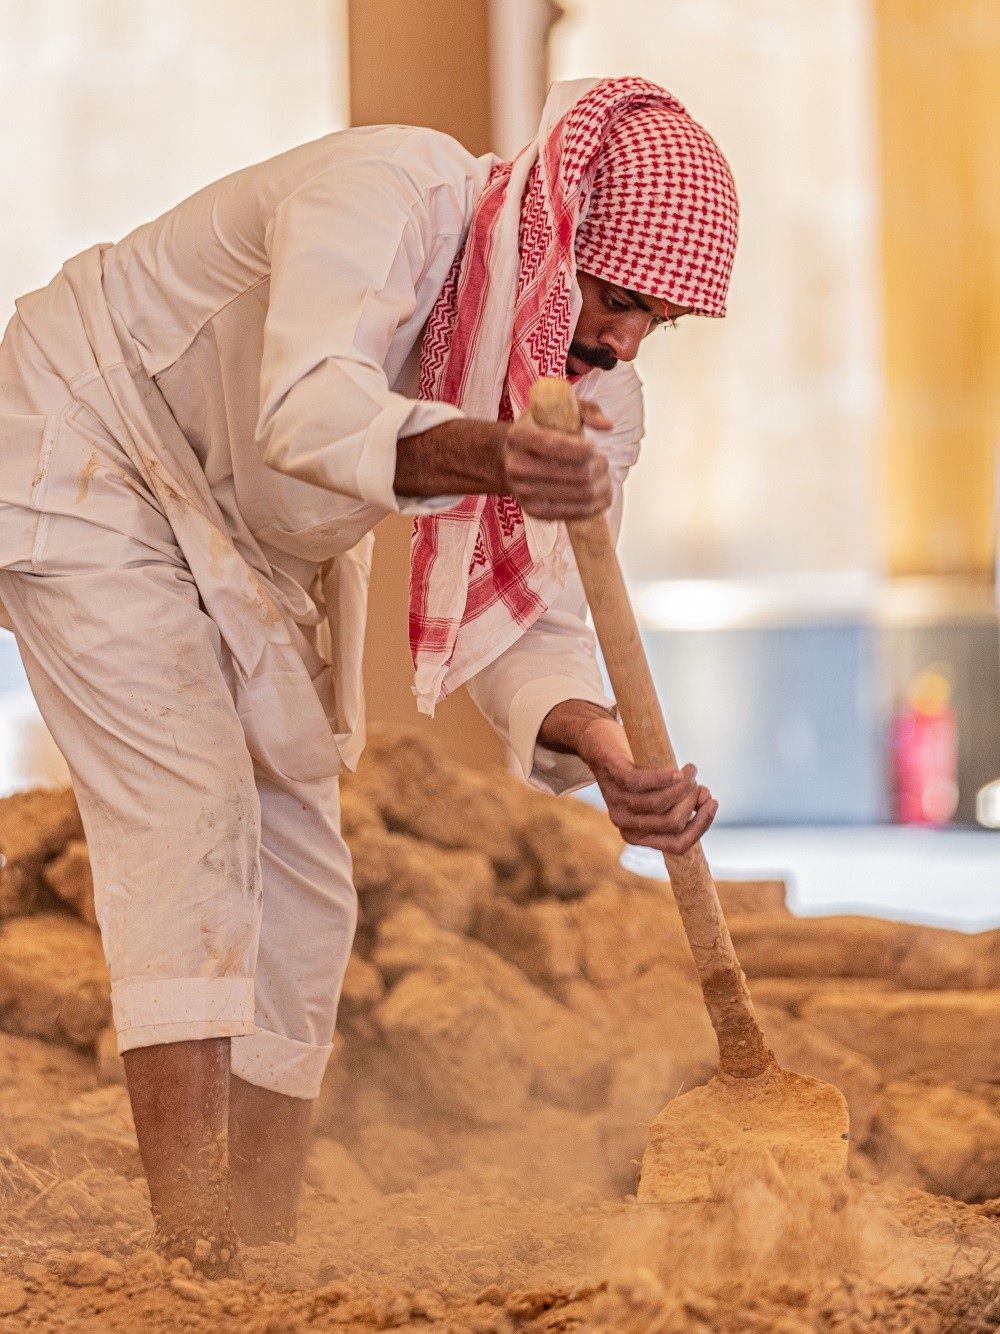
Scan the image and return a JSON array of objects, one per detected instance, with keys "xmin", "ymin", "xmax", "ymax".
[
  {"xmin": 0, "ymin": 788, "xmax": 83, "ymax": 919},
  {"xmin": 1, "ymin": 727, "xmax": 999, "ymax": 1331}
]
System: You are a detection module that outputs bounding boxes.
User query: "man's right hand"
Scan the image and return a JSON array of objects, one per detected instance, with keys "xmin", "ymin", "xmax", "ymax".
[
  {"xmin": 502, "ymin": 400, "xmax": 613, "ymax": 521},
  {"xmin": 394, "ymin": 398, "xmax": 614, "ymax": 518}
]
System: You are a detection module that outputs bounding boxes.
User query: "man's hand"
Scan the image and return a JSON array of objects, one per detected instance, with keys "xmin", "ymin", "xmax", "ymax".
[
  {"xmin": 394, "ymin": 400, "xmax": 614, "ymax": 521},
  {"xmin": 502, "ymin": 401, "xmax": 613, "ymax": 521},
  {"xmin": 579, "ymin": 717, "xmax": 717, "ymax": 855},
  {"xmin": 539, "ymin": 702, "xmax": 718, "ymax": 856}
]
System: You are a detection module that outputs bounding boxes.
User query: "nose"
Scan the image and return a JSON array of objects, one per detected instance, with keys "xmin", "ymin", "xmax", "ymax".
[{"xmin": 601, "ymin": 314, "xmax": 647, "ymax": 363}]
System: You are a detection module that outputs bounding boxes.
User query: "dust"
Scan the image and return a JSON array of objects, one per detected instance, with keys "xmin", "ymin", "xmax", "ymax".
[
  {"xmin": 74, "ymin": 451, "xmax": 99, "ymax": 505},
  {"xmin": 1, "ymin": 732, "xmax": 1000, "ymax": 1332}
]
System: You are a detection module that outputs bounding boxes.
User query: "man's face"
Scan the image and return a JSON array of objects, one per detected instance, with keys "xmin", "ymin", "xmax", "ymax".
[{"xmin": 567, "ymin": 270, "xmax": 692, "ymax": 377}]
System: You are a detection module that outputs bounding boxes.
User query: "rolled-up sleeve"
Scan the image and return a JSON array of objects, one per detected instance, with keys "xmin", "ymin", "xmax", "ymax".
[
  {"xmin": 258, "ymin": 155, "xmax": 466, "ymax": 513},
  {"xmin": 467, "ymin": 364, "xmax": 646, "ymax": 795}
]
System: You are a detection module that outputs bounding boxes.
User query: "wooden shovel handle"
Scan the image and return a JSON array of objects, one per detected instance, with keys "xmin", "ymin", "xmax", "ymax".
[{"xmin": 530, "ymin": 377, "xmax": 773, "ymax": 1080}]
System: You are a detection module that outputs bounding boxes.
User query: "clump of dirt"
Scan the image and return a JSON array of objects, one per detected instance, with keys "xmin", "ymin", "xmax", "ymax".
[
  {"xmin": 1, "ymin": 730, "xmax": 1000, "ymax": 1332},
  {"xmin": 0, "ymin": 788, "xmax": 82, "ymax": 918}
]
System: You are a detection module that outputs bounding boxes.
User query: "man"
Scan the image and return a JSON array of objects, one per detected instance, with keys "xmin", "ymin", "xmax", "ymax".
[{"xmin": 0, "ymin": 76, "xmax": 737, "ymax": 1270}]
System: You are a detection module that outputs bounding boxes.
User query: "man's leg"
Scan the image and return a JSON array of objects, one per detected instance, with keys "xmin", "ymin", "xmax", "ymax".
[
  {"xmin": 2, "ymin": 555, "xmax": 345, "ymax": 1254},
  {"xmin": 228, "ymin": 1075, "xmax": 313, "ymax": 1244},
  {"xmin": 123, "ymin": 1039, "xmax": 236, "ymax": 1271},
  {"xmin": 228, "ymin": 770, "xmax": 357, "ymax": 1243},
  {"xmin": 0, "ymin": 561, "xmax": 262, "ymax": 1274}
]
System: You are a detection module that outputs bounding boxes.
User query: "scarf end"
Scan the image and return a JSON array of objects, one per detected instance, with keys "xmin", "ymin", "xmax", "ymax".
[
  {"xmin": 413, "ymin": 688, "xmax": 436, "ymax": 719},
  {"xmin": 412, "ymin": 661, "xmax": 450, "ymax": 718}
]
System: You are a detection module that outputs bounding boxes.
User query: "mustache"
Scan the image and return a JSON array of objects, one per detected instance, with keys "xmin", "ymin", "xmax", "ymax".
[{"xmin": 568, "ymin": 339, "xmax": 618, "ymax": 373}]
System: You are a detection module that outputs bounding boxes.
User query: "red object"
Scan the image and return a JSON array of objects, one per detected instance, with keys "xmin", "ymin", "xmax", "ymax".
[{"xmin": 891, "ymin": 701, "xmax": 959, "ymax": 825}]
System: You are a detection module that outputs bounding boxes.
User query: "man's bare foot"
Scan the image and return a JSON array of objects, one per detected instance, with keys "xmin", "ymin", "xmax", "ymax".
[
  {"xmin": 154, "ymin": 1224, "xmax": 242, "ymax": 1279},
  {"xmin": 229, "ymin": 1077, "xmax": 313, "ymax": 1245}
]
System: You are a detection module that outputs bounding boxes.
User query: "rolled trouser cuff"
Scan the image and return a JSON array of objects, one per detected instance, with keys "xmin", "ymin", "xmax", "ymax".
[
  {"xmin": 112, "ymin": 977, "xmax": 256, "ymax": 1053},
  {"xmin": 230, "ymin": 1026, "xmax": 333, "ymax": 1100}
]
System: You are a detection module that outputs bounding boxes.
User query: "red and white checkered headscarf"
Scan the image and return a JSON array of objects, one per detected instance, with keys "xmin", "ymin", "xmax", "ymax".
[{"xmin": 409, "ymin": 77, "xmax": 738, "ymax": 712}]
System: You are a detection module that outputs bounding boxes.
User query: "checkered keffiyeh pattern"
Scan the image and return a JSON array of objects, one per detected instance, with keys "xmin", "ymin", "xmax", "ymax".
[
  {"xmin": 409, "ymin": 77, "xmax": 738, "ymax": 713},
  {"xmin": 576, "ymin": 107, "xmax": 738, "ymax": 316}
]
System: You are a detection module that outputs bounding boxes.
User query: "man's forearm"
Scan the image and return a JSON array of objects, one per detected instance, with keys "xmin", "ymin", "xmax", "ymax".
[
  {"xmin": 394, "ymin": 419, "xmax": 508, "ymax": 498},
  {"xmin": 538, "ymin": 698, "xmax": 617, "ymax": 757},
  {"xmin": 394, "ymin": 407, "xmax": 613, "ymax": 521}
]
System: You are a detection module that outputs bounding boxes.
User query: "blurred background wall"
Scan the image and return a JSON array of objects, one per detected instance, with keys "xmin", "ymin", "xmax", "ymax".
[
  {"xmin": 0, "ymin": 0, "xmax": 347, "ymax": 309},
  {"xmin": 875, "ymin": 0, "xmax": 1000, "ymax": 579},
  {"xmin": 0, "ymin": 0, "xmax": 998, "ymax": 823}
]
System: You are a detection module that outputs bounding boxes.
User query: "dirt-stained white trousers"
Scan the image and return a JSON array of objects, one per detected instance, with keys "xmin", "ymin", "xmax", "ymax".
[{"xmin": 0, "ymin": 342, "xmax": 357, "ymax": 1100}]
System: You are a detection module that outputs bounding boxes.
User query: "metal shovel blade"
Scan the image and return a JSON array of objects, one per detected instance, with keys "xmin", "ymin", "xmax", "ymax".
[{"xmin": 637, "ymin": 1065, "xmax": 850, "ymax": 1204}]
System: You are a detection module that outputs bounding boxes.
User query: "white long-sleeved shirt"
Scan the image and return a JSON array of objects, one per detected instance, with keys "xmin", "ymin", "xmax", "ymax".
[{"xmin": 41, "ymin": 126, "xmax": 647, "ymax": 790}]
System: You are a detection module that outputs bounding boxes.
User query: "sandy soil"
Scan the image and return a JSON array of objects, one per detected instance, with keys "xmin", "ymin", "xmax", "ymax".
[{"xmin": 1, "ymin": 728, "xmax": 999, "ymax": 1332}]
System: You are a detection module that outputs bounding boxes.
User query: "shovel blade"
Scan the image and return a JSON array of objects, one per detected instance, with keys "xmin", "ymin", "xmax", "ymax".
[{"xmin": 637, "ymin": 1066, "xmax": 850, "ymax": 1204}]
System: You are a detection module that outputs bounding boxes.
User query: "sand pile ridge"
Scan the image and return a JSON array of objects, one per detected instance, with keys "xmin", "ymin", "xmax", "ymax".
[{"xmin": 1, "ymin": 725, "xmax": 999, "ymax": 1332}]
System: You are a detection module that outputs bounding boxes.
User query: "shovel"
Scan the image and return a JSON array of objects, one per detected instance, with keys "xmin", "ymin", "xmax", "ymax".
[{"xmin": 529, "ymin": 377, "xmax": 849, "ymax": 1203}]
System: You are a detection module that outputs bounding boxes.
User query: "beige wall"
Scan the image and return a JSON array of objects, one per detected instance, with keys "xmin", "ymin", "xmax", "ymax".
[
  {"xmin": 875, "ymin": 0, "xmax": 1000, "ymax": 577},
  {"xmin": 347, "ymin": 0, "xmax": 506, "ymax": 771},
  {"xmin": 348, "ymin": 0, "xmax": 491, "ymax": 152},
  {"xmin": 0, "ymin": 0, "xmax": 346, "ymax": 320}
]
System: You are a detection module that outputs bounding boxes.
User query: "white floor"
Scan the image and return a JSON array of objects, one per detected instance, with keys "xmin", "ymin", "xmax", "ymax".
[{"xmin": 622, "ymin": 824, "xmax": 1000, "ymax": 932}]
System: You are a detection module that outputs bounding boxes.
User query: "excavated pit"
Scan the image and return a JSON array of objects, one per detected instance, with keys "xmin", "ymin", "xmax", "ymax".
[{"xmin": 1, "ymin": 727, "xmax": 1000, "ymax": 1332}]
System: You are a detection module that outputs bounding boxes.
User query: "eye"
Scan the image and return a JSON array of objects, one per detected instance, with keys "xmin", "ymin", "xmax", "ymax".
[{"xmin": 605, "ymin": 292, "xmax": 631, "ymax": 313}]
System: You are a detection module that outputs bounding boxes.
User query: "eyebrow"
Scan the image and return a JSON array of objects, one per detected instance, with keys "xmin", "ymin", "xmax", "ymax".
[
  {"xmin": 621, "ymin": 286, "xmax": 656, "ymax": 314},
  {"xmin": 613, "ymin": 283, "xmax": 669, "ymax": 322}
]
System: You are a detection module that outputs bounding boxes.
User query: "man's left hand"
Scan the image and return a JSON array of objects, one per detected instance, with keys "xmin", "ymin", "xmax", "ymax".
[{"xmin": 575, "ymin": 716, "xmax": 718, "ymax": 856}]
